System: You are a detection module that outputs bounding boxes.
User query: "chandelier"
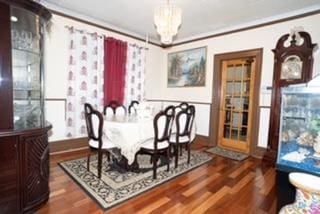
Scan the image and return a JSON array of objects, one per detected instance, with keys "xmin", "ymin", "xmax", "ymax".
[{"xmin": 154, "ymin": 0, "xmax": 182, "ymax": 44}]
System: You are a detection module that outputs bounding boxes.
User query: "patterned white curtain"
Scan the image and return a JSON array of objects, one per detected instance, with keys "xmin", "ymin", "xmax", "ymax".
[
  {"xmin": 124, "ymin": 44, "xmax": 146, "ymax": 107},
  {"xmin": 66, "ymin": 28, "xmax": 104, "ymax": 138}
]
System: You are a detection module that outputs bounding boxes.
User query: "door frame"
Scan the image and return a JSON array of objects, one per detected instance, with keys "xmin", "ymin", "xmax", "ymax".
[{"xmin": 209, "ymin": 48, "xmax": 263, "ymax": 156}]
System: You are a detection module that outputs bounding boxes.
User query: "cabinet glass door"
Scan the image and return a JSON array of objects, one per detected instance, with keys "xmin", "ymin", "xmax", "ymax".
[{"xmin": 11, "ymin": 6, "xmax": 44, "ymax": 129}]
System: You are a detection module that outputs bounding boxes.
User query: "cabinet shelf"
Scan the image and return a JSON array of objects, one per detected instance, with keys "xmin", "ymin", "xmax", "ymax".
[
  {"xmin": 282, "ymin": 116, "xmax": 306, "ymax": 120},
  {"xmin": 14, "ymin": 99, "xmax": 41, "ymax": 101},
  {"xmin": 12, "ymin": 47, "xmax": 40, "ymax": 56},
  {"xmin": 14, "ymin": 88, "xmax": 41, "ymax": 91}
]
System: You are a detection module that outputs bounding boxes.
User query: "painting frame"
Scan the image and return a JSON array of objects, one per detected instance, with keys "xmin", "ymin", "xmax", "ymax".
[{"xmin": 167, "ymin": 46, "xmax": 207, "ymax": 87}]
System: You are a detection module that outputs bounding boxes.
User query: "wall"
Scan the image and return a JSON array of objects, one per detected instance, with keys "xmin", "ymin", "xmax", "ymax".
[
  {"xmin": 45, "ymin": 12, "xmax": 320, "ymax": 147},
  {"xmin": 146, "ymin": 14, "xmax": 320, "ymax": 148},
  {"xmin": 45, "ymin": 14, "xmax": 163, "ymax": 142}
]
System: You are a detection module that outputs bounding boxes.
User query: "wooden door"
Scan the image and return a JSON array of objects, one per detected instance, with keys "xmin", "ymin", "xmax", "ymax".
[{"xmin": 218, "ymin": 58, "xmax": 256, "ymax": 153}]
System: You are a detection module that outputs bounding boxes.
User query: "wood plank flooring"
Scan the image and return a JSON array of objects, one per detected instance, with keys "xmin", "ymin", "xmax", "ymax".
[{"xmin": 37, "ymin": 144, "xmax": 277, "ymax": 214}]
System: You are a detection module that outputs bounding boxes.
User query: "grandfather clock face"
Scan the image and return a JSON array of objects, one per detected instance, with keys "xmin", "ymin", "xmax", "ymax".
[{"xmin": 280, "ymin": 55, "xmax": 303, "ymax": 80}]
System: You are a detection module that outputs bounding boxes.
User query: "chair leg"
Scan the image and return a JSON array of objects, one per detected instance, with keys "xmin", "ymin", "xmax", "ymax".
[
  {"xmin": 174, "ymin": 144, "xmax": 178, "ymax": 168},
  {"xmin": 87, "ymin": 154, "xmax": 91, "ymax": 171},
  {"xmin": 106, "ymin": 151, "xmax": 110, "ymax": 162},
  {"xmin": 180, "ymin": 144, "xmax": 183, "ymax": 156},
  {"xmin": 150, "ymin": 155, "xmax": 153, "ymax": 164},
  {"xmin": 187, "ymin": 144, "xmax": 191, "ymax": 164},
  {"xmin": 97, "ymin": 150, "xmax": 103, "ymax": 178},
  {"xmin": 153, "ymin": 154, "xmax": 158, "ymax": 179},
  {"xmin": 168, "ymin": 144, "xmax": 172, "ymax": 158},
  {"xmin": 132, "ymin": 152, "xmax": 140, "ymax": 172},
  {"xmin": 166, "ymin": 148, "xmax": 170, "ymax": 172}
]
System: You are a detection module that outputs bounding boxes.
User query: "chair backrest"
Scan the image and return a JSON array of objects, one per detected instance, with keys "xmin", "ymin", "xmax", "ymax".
[
  {"xmin": 179, "ymin": 102, "xmax": 189, "ymax": 110},
  {"xmin": 164, "ymin": 105, "xmax": 175, "ymax": 135},
  {"xmin": 104, "ymin": 106, "xmax": 114, "ymax": 117},
  {"xmin": 174, "ymin": 106, "xmax": 182, "ymax": 115},
  {"xmin": 115, "ymin": 105, "xmax": 126, "ymax": 116},
  {"xmin": 84, "ymin": 103, "xmax": 103, "ymax": 143},
  {"xmin": 187, "ymin": 105, "xmax": 195, "ymax": 138},
  {"xmin": 103, "ymin": 100, "xmax": 121, "ymax": 115},
  {"xmin": 128, "ymin": 100, "xmax": 139, "ymax": 114},
  {"xmin": 175, "ymin": 105, "xmax": 195, "ymax": 140},
  {"xmin": 164, "ymin": 105, "xmax": 175, "ymax": 115},
  {"xmin": 153, "ymin": 110, "xmax": 174, "ymax": 149}
]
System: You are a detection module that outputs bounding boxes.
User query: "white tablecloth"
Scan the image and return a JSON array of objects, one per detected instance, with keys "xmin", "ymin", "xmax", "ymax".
[
  {"xmin": 104, "ymin": 115, "xmax": 154, "ymax": 164},
  {"xmin": 104, "ymin": 115, "xmax": 197, "ymax": 165}
]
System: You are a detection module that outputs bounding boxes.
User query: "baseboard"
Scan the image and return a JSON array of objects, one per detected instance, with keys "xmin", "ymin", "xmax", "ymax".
[
  {"xmin": 252, "ymin": 147, "xmax": 267, "ymax": 159},
  {"xmin": 49, "ymin": 137, "xmax": 88, "ymax": 154},
  {"xmin": 195, "ymin": 135, "xmax": 210, "ymax": 145}
]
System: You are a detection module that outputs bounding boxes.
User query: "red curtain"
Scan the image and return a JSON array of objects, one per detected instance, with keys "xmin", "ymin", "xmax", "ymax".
[{"xmin": 104, "ymin": 37, "xmax": 127, "ymax": 106}]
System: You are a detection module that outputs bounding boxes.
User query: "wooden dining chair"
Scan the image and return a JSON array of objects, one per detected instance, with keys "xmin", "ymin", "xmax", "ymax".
[
  {"xmin": 169, "ymin": 105, "xmax": 195, "ymax": 168},
  {"xmin": 84, "ymin": 103, "xmax": 115, "ymax": 178},
  {"xmin": 137, "ymin": 110, "xmax": 174, "ymax": 179},
  {"xmin": 164, "ymin": 105, "xmax": 175, "ymax": 135},
  {"xmin": 128, "ymin": 100, "xmax": 139, "ymax": 114}
]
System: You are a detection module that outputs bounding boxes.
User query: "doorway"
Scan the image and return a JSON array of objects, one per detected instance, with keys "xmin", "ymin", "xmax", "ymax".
[{"xmin": 210, "ymin": 49, "xmax": 263, "ymax": 155}]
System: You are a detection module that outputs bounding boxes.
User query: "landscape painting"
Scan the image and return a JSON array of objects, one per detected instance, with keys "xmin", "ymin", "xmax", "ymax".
[{"xmin": 168, "ymin": 47, "xmax": 206, "ymax": 87}]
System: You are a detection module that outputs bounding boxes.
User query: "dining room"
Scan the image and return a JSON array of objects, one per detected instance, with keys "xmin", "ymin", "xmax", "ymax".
[{"xmin": 1, "ymin": 0, "xmax": 320, "ymax": 213}]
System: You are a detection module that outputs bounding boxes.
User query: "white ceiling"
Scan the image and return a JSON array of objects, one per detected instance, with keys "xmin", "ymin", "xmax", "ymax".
[{"xmin": 42, "ymin": 0, "xmax": 320, "ymax": 44}]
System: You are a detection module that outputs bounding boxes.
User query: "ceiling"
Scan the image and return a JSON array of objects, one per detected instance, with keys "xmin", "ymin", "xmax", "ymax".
[{"xmin": 42, "ymin": 0, "xmax": 320, "ymax": 45}]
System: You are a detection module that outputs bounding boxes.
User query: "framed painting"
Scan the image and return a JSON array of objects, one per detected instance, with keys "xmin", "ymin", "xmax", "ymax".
[{"xmin": 168, "ymin": 46, "xmax": 207, "ymax": 87}]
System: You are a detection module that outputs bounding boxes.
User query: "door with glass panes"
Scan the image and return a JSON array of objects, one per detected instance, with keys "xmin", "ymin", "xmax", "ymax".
[{"xmin": 218, "ymin": 58, "xmax": 256, "ymax": 153}]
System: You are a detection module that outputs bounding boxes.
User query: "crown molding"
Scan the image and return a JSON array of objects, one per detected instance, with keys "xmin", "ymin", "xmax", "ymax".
[
  {"xmin": 170, "ymin": 6, "xmax": 320, "ymax": 47},
  {"xmin": 42, "ymin": 1, "xmax": 163, "ymax": 47}
]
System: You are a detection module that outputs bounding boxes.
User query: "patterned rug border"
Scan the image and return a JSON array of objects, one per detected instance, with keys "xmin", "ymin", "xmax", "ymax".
[
  {"xmin": 205, "ymin": 147, "xmax": 249, "ymax": 161},
  {"xmin": 59, "ymin": 152, "xmax": 212, "ymax": 211},
  {"xmin": 59, "ymin": 162, "xmax": 108, "ymax": 209}
]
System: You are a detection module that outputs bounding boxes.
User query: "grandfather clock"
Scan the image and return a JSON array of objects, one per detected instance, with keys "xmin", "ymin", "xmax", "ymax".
[{"xmin": 263, "ymin": 31, "xmax": 316, "ymax": 165}]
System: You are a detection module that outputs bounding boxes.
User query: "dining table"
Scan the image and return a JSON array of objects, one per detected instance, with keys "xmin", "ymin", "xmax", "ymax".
[
  {"xmin": 104, "ymin": 114, "xmax": 154, "ymax": 166},
  {"xmin": 103, "ymin": 113, "xmax": 196, "ymax": 170}
]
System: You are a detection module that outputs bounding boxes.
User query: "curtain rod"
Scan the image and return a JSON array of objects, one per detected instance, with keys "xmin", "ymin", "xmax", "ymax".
[
  {"xmin": 65, "ymin": 25, "xmax": 149, "ymax": 50},
  {"xmin": 129, "ymin": 43, "xmax": 149, "ymax": 50},
  {"xmin": 64, "ymin": 26, "xmax": 104, "ymax": 38}
]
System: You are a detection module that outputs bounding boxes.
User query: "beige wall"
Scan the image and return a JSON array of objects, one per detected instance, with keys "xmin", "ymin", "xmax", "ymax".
[
  {"xmin": 45, "ymin": 14, "xmax": 163, "ymax": 141},
  {"xmin": 146, "ymin": 14, "xmax": 320, "ymax": 148}
]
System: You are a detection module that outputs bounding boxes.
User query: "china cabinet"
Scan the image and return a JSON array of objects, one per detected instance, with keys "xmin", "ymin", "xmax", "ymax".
[{"xmin": 0, "ymin": 0, "xmax": 52, "ymax": 213}]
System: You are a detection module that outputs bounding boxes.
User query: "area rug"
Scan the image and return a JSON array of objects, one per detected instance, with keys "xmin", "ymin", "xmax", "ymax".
[
  {"xmin": 59, "ymin": 151, "xmax": 212, "ymax": 210},
  {"xmin": 206, "ymin": 147, "xmax": 249, "ymax": 161}
]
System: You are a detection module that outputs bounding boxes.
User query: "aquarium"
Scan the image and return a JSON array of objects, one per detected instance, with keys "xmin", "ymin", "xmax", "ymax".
[{"xmin": 277, "ymin": 77, "xmax": 320, "ymax": 176}]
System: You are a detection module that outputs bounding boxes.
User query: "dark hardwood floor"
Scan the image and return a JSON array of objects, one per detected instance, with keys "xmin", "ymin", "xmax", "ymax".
[{"xmin": 37, "ymin": 143, "xmax": 276, "ymax": 214}]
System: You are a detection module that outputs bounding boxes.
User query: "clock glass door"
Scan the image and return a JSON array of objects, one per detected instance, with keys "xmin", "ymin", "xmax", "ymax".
[{"xmin": 218, "ymin": 58, "xmax": 256, "ymax": 153}]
